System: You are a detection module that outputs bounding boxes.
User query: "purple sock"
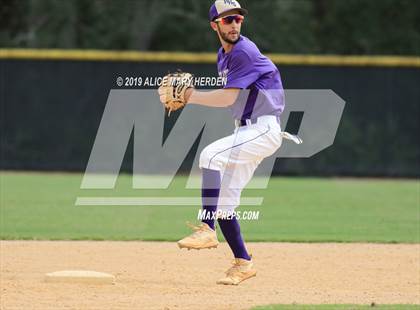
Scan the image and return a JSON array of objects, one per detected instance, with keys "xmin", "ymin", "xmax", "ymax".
[
  {"xmin": 217, "ymin": 217, "xmax": 251, "ymax": 260},
  {"xmin": 201, "ymin": 168, "xmax": 221, "ymax": 230}
]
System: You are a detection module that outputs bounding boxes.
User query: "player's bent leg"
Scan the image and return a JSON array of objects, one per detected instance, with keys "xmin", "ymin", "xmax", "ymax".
[
  {"xmin": 199, "ymin": 133, "xmax": 237, "ymax": 171},
  {"xmin": 177, "ymin": 167, "xmax": 221, "ymax": 250},
  {"xmin": 177, "ymin": 134, "xmax": 237, "ymax": 251}
]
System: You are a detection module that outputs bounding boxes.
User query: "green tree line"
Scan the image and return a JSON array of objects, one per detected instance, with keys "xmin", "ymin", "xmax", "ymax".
[{"xmin": 1, "ymin": 0, "xmax": 419, "ymax": 55}]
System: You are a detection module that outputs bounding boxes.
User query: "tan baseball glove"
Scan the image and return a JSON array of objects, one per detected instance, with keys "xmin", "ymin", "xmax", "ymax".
[{"xmin": 158, "ymin": 71, "xmax": 194, "ymax": 115}]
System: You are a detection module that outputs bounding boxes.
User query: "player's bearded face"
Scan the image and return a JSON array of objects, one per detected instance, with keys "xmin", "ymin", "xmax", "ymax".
[{"xmin": 217, "ymin": 22, "xmax": 241, "ymax": 44}]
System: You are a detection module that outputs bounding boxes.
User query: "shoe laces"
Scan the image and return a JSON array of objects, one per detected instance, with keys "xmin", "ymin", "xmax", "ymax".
[
  {"xmin": 225, "ymin": 256, "xmax": 253, "ymax": 276},
  {"xmin": 186, "ymin": 222, "xmax": 210, "ymax": 238},
  {"xmin": 226, "ymin": 259, "xmax": 243, "ymax": 276}
]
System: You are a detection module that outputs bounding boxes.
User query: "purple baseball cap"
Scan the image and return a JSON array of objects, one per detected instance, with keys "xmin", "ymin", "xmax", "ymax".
[{"xmin": 209, "ymin": 0, "xmax": 248, "ymax": 22}]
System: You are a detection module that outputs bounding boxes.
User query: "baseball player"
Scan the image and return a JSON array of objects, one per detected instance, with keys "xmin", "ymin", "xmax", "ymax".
[{"xmin": 159, "ymin": 0, "xmax": 300, "ymax": 285}]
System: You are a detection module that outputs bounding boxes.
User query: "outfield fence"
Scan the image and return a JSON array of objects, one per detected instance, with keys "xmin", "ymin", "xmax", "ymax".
[{"xmin": 1, "ymin": 50, "xmax": 419, "ymax": 176}]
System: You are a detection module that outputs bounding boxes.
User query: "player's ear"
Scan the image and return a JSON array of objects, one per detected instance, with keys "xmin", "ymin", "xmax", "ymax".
[{"xmin": 210, "ymin": 22, "xmax": 218, "ymax": 32}]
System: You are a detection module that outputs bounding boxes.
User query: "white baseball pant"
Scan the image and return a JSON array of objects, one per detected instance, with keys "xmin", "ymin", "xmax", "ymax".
[{"xmin": 199, "ymin": 115, "xmax": 283, "ymax": 212}]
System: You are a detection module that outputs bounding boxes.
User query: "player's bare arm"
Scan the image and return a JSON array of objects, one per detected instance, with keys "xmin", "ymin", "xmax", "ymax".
[
  {"xmin": 158, "ymin": 84, "xmax": 239, "ymax": 108},
  {"xmin": 185, "ymin": 88, "xmax": 240, "ymax": 107}
]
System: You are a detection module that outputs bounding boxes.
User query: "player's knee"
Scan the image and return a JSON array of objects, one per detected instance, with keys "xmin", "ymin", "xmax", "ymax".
[
  {"xmin": 199, "ymin": 146, "xmax": 212, "ymax": 169},
  {"xmin": 199, "ymin": 146, "xmax": 222, "ymax": 170}
]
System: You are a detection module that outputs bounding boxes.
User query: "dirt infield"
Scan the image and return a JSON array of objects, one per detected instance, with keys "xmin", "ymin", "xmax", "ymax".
[{"xmin": 1, "ymin": 241, "xmax": 419, "ymax": 310}]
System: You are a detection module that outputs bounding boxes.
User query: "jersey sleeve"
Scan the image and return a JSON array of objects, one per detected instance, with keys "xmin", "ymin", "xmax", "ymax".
[{"xmin": 224, "ymin": 50, "xmax": 260, "ymax": 89}]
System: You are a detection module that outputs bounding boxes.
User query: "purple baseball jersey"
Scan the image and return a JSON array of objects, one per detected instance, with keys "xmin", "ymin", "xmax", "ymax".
[{"xmin": 217, "ymin": 35, "xmax": 285, "ymax": 120}]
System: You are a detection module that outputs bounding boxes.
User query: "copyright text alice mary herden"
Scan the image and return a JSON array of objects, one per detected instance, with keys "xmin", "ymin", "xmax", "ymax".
[{"xmin": 116, "ymin": 76, "xmax": 227, "ymax": 87}]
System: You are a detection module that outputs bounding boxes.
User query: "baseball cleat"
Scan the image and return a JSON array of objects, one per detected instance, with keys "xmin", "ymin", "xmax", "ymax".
[
  {"xmin": 216, "ymin": 257, "xmax": 257, "ymax": 285},
  {"xmin": 177, "ymin": 222, "xmax": 219, "ymax": 250}
]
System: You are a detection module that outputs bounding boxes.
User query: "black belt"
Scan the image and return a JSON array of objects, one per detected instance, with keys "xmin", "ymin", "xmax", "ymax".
[
  {"xmin": 236, "ymin": 119, "xmax": 257, "ymax": 127},
  {"xmin": 234, "ymin": 116, "xmax": 280, "ymax": 127}
]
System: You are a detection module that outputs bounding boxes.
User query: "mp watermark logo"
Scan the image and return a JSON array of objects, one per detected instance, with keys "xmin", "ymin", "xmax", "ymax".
[{"xmin": 75, "ymin": 89, "xmax": 345, "ymax": 206}]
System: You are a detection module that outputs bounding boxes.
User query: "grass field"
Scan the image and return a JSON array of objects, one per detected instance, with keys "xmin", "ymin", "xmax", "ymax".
[
  {"xmin": 1, "ymin": 171, "xmax": 418, "ymax": 243},
  {"xmin": 1, "ymin": 171, "xmax": 419, "ymax": 309}
]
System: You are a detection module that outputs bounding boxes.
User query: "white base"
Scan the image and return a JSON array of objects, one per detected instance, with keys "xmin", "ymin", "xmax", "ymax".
[{"xmin": 45, "ymin": 270, "xmax": 115, "ymax": 284}]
